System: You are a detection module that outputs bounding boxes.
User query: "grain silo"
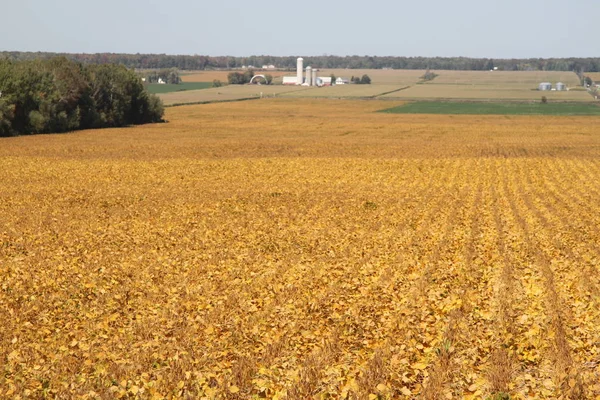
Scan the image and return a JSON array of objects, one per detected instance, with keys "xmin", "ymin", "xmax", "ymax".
[
  {"xmin": 555, "ymin": 82, "xmax": 566, "ymax": 91},
  {"xmin": 305, "ymin": 66, "xmax": 312, "ymax": 86},
  {"xmin": 296, "ymin": 58, "xmax": 304, "ymax": 85},
  {"xmin": 538, "ymin": 82, "xmax": 552, "ymax": 91},
  {"xmin": 312, "ymin": 68, "xmax": 317, "ymax": 87}
]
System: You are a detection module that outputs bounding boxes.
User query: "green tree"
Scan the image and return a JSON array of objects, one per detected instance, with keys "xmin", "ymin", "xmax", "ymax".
[
  {"xmin": 0, "ymin": 58, "xmax": 163, "ymax": 136},
  {"xmin": 360, "ymin": 74, "xmax": 371, "ymax": 84}
]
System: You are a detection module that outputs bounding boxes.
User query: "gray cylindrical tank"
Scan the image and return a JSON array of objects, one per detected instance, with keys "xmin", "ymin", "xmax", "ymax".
[
  {"xmin": 306, "ymin": 66, "xmax": 312, "ymax": 86},
  {"xmin": 312, "ymin": 69, "xmax": 317, "ymax": 86},
  {"xmin": 556, "ymin": 82, "xmax": 566, "ymax": 91},
  {"xmin": 538, "ymin": 82, "xmax": 551, "ymax": 91}
]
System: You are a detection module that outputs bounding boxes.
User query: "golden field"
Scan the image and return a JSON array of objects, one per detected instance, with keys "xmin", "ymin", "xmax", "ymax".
[
  {"xmin": 280, "ymin": 85, "xmax": 409, "ymax": 98},
  {"xmin": 380, "ymin": 84, "xmax": 593, "ymax": 102},
  {"xmin": 586, "ymin": 73, "xmax": 600, "ymax": 82},
  {"xmin": 167, "ymin": 70, "xmax": 594, "ymax": 105},
  {"xmin": 427, "ymin": 71, "xmax": 581, "ymax": 87},
  {"xmin": 157, "ymin": 85, "xmax": 309, "ymax": 106},
  {"xmin": 2, "ymin": 99, "xmax": 600, "ymax": 399}
]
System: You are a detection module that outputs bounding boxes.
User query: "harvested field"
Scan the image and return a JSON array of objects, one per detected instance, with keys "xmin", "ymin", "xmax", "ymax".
[
  {"xmin": 157, "ymin": 85, "xmax": 309, "ymax": 105},
  {"xmin": 586, "ymin": 72, "xmax": 600, "ymax": 82},
  {"xmin": 146, "ymin": 82, "xmax": 212, "ymax": 94},
  {"xmin": 428, "ymin": 70, "xmax": 581, "ymax": 87},
  {"xmin": 2, "ymin": 99, "xmax": 600, "ymax": 399},
  {"xmin": 280, "ymin": 84, "xmax": 409, "ymax": 98},
  {"xmin": 381, "ymin": 101, "xmax": 600, "ymax": 116},
  {"xmin": 380, "ymin": 83, "xmax": 594, "ymax": 102}
]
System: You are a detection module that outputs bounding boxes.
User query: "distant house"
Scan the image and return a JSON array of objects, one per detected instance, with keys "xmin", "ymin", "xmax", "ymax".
[
  {"xmin": 141, "ymin": 77, "xmax": 146, "ymax": 82},
  {"xmin": 158, "ymin": 78, "xmax": 166, "ymax": 84},
  {"xmin": 336, "ymin": 77, "xmax": 349, "ymax": 85},
  {"xmin": 262, "ymin": 65, "xmax": 276, "ymax": 70}
]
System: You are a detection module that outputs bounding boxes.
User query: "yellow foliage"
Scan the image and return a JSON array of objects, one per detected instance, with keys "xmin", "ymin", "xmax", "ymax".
[{"xmin": 1, "ymin": 99, "xmax": 600, "ymax": 398}]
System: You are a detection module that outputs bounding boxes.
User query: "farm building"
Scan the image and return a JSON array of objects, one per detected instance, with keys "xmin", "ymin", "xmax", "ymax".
[
  {"xmin": 555, "ymin": 82, "xmax": 566, "ymax": 91},
  {"xmin": 317, "ymin": 77, "xmax": 332, "ymax": 86},
  {"xmin": 538, "ymin": 82, "xmax": 552, "ymax": 91},
  {"xmin": 282, "ymin": 76, "xmax": 299, "ymax": 85},
  {"xmin": 336, "ymin": 77, "xmax": 350, "ymax": 85},
  {"xmin": 157, "ymin": 78, "xmax": 166, "ymax": 84}
]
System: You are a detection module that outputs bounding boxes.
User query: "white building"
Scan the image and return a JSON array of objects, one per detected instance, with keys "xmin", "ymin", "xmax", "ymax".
[
  {"xmin": 158, "ymin": 78, "xmax": 166, "ymax": 84},
  {"xmin": 336, "ymin": 77, "xmax": 349, "ymax": 85},
  {"xmin": 317, "ymin": 77, "xmax": 332, "ymax": 86},
  {"xmin": 283, "ymin": 76, "xmax": 299, "ymax": 85}
]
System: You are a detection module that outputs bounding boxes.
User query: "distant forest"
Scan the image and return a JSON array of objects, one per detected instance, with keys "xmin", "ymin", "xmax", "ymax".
[{"xmin": 2, "ymin": 52, "xmax": 600, "ymax": 72}]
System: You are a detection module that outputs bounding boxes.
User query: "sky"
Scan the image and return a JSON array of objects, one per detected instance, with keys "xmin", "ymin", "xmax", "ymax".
[{"xmin": 1, "ymin": 0, "xmax": 597, "ymax": 58}]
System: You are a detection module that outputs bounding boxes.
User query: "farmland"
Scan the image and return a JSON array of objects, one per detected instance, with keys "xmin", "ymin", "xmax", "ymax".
[
  {"xmin": 280, "ymin": 84, "xmax": 409, "ymax": 98},
  {"xmin": 2, "ymin": 99, "xmax": 600, "ymax": 399},
  {"xmin": 161, "ymin": 70, "xmax": 596, "ymax": 105},
  {"xmin": 381, "ymin": 101, "xmax": 600, "ymax": 115},
  {"xmin": 586, "ymin": 72, "xmax": 600, "ymax": 82},
  {"xmin": 379, "ymin": 84, "xmax": 593, "ymax": 102},
  {"xmin": 157, "ymin": 85, "xmax": 309, "ymax": 106},
  {"xmin": 424, "ymin": 70, "xmax": 580, "ymax": 86},
  {"xmin": 146, "ymin": 82, "xmax": 213, "ymax": 94}
]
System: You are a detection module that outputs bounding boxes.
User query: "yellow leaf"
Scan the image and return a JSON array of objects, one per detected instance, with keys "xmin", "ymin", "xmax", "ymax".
[
  {"xmin": 400, "ymin": 387, "xmax": 411, "ymax": 396},
  {"xmin": 229, "ymin": 385, "xmax": 240, "ymax": 394},
  {"xmin": 376, "ymin": 383, "xmax": 389, "ymax": 392},
  {"xmin": 412, "ymin": 362, "xmax": 428, "ymax": 370}
]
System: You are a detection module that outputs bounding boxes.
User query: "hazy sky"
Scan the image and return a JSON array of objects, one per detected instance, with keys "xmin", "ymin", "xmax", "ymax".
[{"xmin": 1, "ymin": 0, "xmax": 597, "ymax": 58}]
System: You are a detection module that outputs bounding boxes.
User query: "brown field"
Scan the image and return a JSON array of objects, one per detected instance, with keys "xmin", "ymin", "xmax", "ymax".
[
  {"xmin": 280, "ymin": 84, "xmax": 409, "ymax": 98},
  {"xmin": 586, "ymin": 72, "xmax": 600, "ymax": 82},
  {"xmin": 157, "ymin": 85, "xmax": 310, "ymax": 105},
  {"xmin": 428, "ymin": 70, "xmax": 581, "ymax": 87},
  {"xmin": 2, "ymin": 99, "xmax": 600, "ymax": 399},
  {"xmin": 171, "ymin": 70, "xmax": 593, "ymax": 105},
  {"xmin": 380, "ymin": 83, "xmax": 593, "ymax": 102}
]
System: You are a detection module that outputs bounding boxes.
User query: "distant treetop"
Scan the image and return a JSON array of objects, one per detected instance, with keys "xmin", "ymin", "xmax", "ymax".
[{"xmin": 2, "ymin": 52, "xmax": 600, "ymax": 72}]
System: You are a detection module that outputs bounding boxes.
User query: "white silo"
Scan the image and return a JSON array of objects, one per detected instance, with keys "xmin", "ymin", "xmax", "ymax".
[
  {"xmin": 306, "ymin": 66, "xmax": 312, "ymax": 86},
  {"xmin": 312, "ymin": 68, "xmax": 317, "ymax": 86},
  {"xmin": 296, "ymin": 58, "xmax": 303, "ymax": 85}
]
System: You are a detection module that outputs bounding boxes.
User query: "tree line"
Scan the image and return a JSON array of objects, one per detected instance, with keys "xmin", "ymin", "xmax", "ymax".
[
  {"xmin": 0, "ymin": 57, "xmax": 164, "ymax": 137},
  {"xmin": 227, "ymin": 70, "xmax": 273, "ymax": 85},
  {"xmin": 145, "ymin": 68, "xmax": 181, "ymax": 84},
  {"xmin": 3, "ymin": 52, "xmax": 600, "ymax": 72}
]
